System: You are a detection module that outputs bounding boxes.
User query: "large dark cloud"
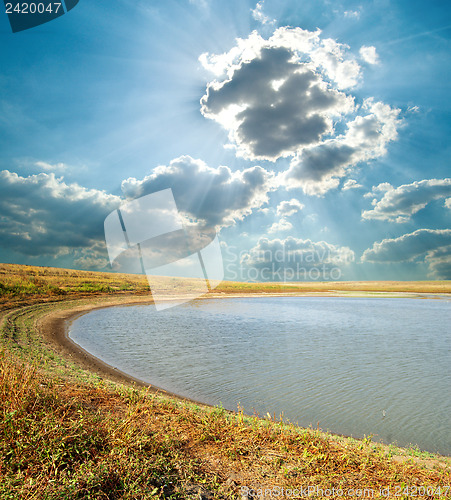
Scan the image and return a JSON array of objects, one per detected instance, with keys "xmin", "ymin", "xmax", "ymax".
[
  {"xmin": 201, "ymin": 46, "xmax": 353, "ymax": 161},
  {"xmin": 0, "ymin": 157, "xmax": 276, "ymax": 269},
  {"xmin": 201, "ymin": 28, "xmax": 401, "ymax": 195},
  {"xmin": 280, "ymin": 100, "xmax": 401, "ymax": 195},
  {"xmin": 362, "ymin": 178, "xmax": 451, "ymax": 222}
]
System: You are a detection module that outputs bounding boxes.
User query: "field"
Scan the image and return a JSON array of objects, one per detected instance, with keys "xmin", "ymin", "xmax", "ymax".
[
  {"xmin": 1, "ymin": 262, "xmax": 450, "ymax": 308},
  {"xmin": 0, "ymin": 263, "xmax": 450, "ymax": 499}
]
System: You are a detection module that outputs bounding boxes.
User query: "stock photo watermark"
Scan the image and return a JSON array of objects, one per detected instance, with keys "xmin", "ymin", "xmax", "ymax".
[
  {"xmin": 224, "ymin": 244, "xmax": 353, "ymax": 282},
  {"xmin": 3, "ymin": 0, "xmax": 79, "ymax": 32},
  {"xmin": 104, "ymin": 189, "xmax": 352, "ymax": 310},
  {"xmin": 240, "ymin": 484, "xmax": 450, "ymax": 498}
]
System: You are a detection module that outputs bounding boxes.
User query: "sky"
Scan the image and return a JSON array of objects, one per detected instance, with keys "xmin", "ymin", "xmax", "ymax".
[{"xmin": 0, "ymin": 0, "xmax": 450, "ymax": 282}]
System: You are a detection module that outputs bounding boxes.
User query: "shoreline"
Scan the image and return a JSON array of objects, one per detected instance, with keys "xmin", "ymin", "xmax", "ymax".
[
  {"xmin": 38, "ymin": 296, "xmax": 197, "ymax": 403},
  {"xmin": 40, "ymin": 291, "xmax": 451, "ymax": 438}
]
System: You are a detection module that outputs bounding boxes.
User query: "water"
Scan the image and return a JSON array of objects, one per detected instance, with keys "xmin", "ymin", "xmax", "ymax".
[{"xmin": 69, "ymin": 297, "xmax": 451, "ymax": 456}]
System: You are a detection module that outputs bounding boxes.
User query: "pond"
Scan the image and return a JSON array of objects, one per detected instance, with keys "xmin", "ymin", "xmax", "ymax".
[{"xmin": 69, "ymin": 296, "xmax": 451, "ymax": 456}]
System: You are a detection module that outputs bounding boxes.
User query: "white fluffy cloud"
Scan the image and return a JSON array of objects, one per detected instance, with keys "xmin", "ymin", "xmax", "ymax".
[
  {"xmin": 362, "ymin": 178, "xmax": 451, "ymax": 222},
  {"xmin": 268, "ymin": 219, "xmax": 293, "ymax": 233},
  {"xmin": 359, "ymin": 45, "xmax": 380, "ymax": 65},
  {"xmin": 121, "ymin": 155, "xmax": 274, "ymax": 229},
  {"xmin": 267, "ymin": 198, "xmax": 304, "ymax": 234},
  {"xmin": 276, "ymin": 198, "xmax": 304, "ymax": 217},
  {"xmin": 362, "ymin": 229, "xmax": 451, "ymax": 278},
  {"xmin": 0, "ymin": 170, "xmax": 119, "ymax": 262},
  {"xmin": 251, "ymin": 1, "xmax": 275, "ymax": 25},
  {"xmin": 343, "ymin": 179, "xmax": 363, "ymax": 190}
]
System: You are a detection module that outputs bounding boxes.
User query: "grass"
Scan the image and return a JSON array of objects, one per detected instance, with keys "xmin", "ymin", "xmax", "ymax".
[
  {"xmin": 1, "ymin": 350, "xmax": 450, "ymax": 499},
  {"xmin": 0, "ymin": 263, "xmax": 450, "ymax": 498},
  {"xmin": 0, "ymin": 263, "xmax": 151, "ymax": 308}
]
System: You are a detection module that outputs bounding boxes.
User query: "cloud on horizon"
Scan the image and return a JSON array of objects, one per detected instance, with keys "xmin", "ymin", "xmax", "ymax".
[
  {"xmin": 362, "ymin": 228, "xmax": 451, "ymax": 279},
  {"xmin": 240, "ymin": 235, "xmax": 355, "ymax": 280},
  {"xmin": 0, "ymin": 169, "xmax": 120, "ymax": 265}
]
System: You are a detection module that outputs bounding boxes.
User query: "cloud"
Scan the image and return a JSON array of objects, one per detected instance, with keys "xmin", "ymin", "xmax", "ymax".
[
  {"xmin": 251, "ymin": 1, "xmax": 275, "ymax": 26},
  {"xmin": 373, "ymin": 182, "xmax": 393, "ymax": 192},
  {"xmin": 201, "ymin": 48, "xmax": 354, "ymax": 161},
  {"xmin": 362, "ymin": 178, "xmax": 451, "ymax": 222},
  {"xmin": 361, "ymin": 229, "xmax": 451, "ymax": 279},
  {"xmin": 343, "ymin": 179, "xmax": 363, "ymax": 190},
  {"xmin": 35, "ymin": 161, "xmax": 68, "ymax": 172},
  {"xmin": 279, "ymin": 99, "xmax": 401, "ymax": 195},
  {"xmin": 425, "ymin": 245, "xmax": 451, "ymax": 280},
  {"xmin": 0, "ymin": 156, "xmax": 278, "ymax": 270},
  {"xmin": 240, "ymin": 236, "xmax": 355, "ymax": 280},
  {"xmin": 363, "ymin": 182, "xmax": 392, "ymax": 198},
  {"xmin": 200, "ymin": 28, "xmax": 361, "ymax": 160},
  {"xmin": 276, "ymin": 198, "xmax": 304, "ymax": 217},
  {"xmin": 0, "ymin": 170, "xmax": 120, "ymax": 261},
  {"xmin": 344, "ymin": 10, "xmax": 361, "ymax": 19},
  {"xmin": 268, "ymin": 218, "xmax": 293, "ymax": 233},
  {"xmin": 121, "ymin": 155, "xmax": 274, "ymax": 229},
  {"xmin": 73, "ymin": 242, "xmax": 110, "ymax": 270},
  {"xmin": 445, "ymin": 197, "xmax": 451, "ymax": 209},
  {"xmin": 200, "ymin": 28, "xmax": 401, "ymax": 196},
  {"xmin": 359, "ymin": 45, "xmax": 380, "ymax": 65}
]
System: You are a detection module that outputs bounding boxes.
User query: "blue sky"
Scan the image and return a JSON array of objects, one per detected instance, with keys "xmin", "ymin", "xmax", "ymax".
[{"xmin": 0, "ymin": 0, "xmax": 450, "ymax": 281}]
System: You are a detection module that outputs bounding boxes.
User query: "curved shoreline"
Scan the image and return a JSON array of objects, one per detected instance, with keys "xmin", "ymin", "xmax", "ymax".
[
  {"xmin": 38, "ymin": 295, "xmax": 209, "ymax": 405},
  {"xmin": 39, "ymin": 292, "xmax": 337, "ymax": 404},
  {"xmin": 3, "ymin": 271, "xmax": 451, "ymax": 496},
  {"xmin": 40, "ymin": 292, "xmax": 327, "ymax": 404}
]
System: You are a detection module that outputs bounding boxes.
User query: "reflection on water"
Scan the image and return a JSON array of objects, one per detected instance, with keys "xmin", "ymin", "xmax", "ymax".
[{"xmin": 69, "ymin": 297, "xmax": 451, "ymax": 456}]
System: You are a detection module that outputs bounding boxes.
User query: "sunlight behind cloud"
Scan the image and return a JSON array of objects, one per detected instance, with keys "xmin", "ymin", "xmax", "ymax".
[{"xmin": 200, "ymin": 27, "xmax": 401, "ymax": 196}]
